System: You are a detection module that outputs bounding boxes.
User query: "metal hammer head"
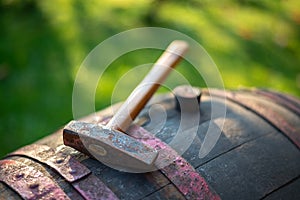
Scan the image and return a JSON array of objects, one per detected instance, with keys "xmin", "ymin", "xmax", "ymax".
[{"xmin": 63, "ymin": 120, "xmax": 158, "ymax": 172}]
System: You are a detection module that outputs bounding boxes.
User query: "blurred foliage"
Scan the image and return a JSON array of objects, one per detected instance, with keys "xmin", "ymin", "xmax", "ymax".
[{"xmin": 0, "ymin": 0, "xmax": 300, "ymax": 157}]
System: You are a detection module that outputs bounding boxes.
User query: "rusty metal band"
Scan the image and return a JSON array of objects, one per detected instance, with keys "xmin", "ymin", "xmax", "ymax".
[
  {"xmin": 127, "ymin": 125, "xmax": 220, "ymax": 200},
  {"xmin": 73, "ymin": 174, "xmax": 119, "ymax": 200},
  {"xmin": 8, "ymin": 144, "xmax": 91, "ymax": 183},
  {"xmin": 8, "ymin": 144, "xmax": 119, "ymax": 200},
  {"xmin": 0, "ymin": 159, "xmax": 70, "ymax": 200},
  {"xmin": 204, "ymin": 89, "xmax": 300, "ymax": 149},
  {"xmin": 253, "ymin": 89, "xmax": 300, "ymax": 116},
  {"xmin": 258, "ymin": 89, "xmax": 300, "ymax": 107}
]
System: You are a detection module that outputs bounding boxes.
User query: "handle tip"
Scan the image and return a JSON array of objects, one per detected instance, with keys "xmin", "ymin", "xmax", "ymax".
[{"xmin": 167, "ymin": 40, "xmax": 189, "ymax": 56}]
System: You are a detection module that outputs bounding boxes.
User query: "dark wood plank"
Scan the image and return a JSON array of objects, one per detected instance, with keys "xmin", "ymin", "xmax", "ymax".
[
  {"xmin": 0, "ymin": 183, "xmax": 22, "ymax": 200},
  {"xmin": 143, "ymin": 184, "xmax": 185, "ymax": 200},
  {"xmin": 141, "ymin": 95, "xmax": 277, "ymax": 168},
  {"xmin": 182, "ymin": 111, "xmax": 275, "ymax": 167},
  {"xmin": 196, "ymin": 132, "xmax": 300, "ymax": 200},
  {"xmin": 263, "ymin": 177, "xmax": 300, "ymax": 200},
  {"xmin": 96, "ymin": 167, "xmax": 170, "ymax": 200}
]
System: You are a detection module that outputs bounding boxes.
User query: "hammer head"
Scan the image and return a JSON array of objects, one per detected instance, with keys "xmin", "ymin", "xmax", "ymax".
[{"xmin": 63, "ymin": 120, "xmax": 158, "ymax": 173}]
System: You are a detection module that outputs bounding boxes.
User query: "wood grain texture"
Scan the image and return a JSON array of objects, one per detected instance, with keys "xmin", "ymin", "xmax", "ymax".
[
  {"xmin": 143, "ymin": 184, "xmax": 186, "ymax": 200},
  {"xmin": 263, "ymin": 177, "xmax": 300, "ymax": 200},
  {"xmin": 196, "ymin": 133, "xmax": 300, "ymax": 200}
]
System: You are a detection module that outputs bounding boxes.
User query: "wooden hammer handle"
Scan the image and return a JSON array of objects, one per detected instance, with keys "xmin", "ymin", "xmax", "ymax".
[{"xmin": 107, "ymin": 40, "xmax": 189, "ymax": 132}]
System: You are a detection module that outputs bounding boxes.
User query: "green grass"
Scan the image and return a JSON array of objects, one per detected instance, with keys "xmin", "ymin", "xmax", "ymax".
[{"xmin": 0, "ymin": 0, "xmax": 299, "ymax": 157}]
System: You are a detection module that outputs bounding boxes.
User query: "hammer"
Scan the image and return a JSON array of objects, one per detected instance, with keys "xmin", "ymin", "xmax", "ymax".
[{"xmin": 63, "ymin": 41, "xmax": 189, "ymax": 172}]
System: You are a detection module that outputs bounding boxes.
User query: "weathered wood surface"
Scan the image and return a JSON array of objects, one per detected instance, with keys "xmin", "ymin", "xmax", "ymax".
[{"xmin": 0, "ymin": 89, "xmax": 299, "ymax": 199}]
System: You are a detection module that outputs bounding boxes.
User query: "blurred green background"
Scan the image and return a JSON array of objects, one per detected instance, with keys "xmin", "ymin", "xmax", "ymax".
[{"xmin": 1, "ymin": 0, "xmax": 300, "ymax": 158}]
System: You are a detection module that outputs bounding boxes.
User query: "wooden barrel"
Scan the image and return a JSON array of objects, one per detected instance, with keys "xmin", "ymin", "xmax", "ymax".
[{"xmin": 0, "ymin": 88, "xmax": 299, "ymax": 200}]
